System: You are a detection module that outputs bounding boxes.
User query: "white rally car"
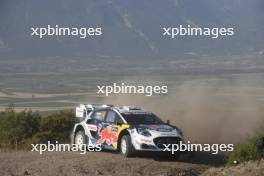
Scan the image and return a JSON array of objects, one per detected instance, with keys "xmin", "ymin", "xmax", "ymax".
[{"xmin": 72, "ymin": 104, "xmax": 185, "ymax": 157}]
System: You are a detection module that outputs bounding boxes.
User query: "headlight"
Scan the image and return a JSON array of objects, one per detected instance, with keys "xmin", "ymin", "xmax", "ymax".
[{"xmin": 136, "ymin": 128, "xmax": 152, "ymax": 137}]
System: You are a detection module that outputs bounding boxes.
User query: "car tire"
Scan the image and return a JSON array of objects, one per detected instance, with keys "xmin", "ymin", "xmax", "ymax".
[
  {"xmin": 159, "ymin": 151, "xmax": 180, "ymax": 161},
  {"xmin": 120, "ymin": 135, "xmax": 135, "ymax": 157},
  {"xmin": 74, "ymin": 130, "xmax": 87, "ymax": 150}
]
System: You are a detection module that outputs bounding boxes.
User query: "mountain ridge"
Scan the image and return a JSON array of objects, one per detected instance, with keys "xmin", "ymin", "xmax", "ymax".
[{"xmin": 0, "ymin": 0, "xmax": 263, "ymax": 60}]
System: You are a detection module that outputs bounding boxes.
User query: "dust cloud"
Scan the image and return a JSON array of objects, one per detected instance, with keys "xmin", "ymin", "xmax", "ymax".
[{"xmin": 99, "ymin": 75, "xmax": 264, "ymax": 144}]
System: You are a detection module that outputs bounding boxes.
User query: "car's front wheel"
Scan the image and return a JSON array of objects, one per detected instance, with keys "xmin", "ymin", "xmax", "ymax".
[{"xmin": 120, "ymin": 135, "xmax": 135, "ymax": 157}]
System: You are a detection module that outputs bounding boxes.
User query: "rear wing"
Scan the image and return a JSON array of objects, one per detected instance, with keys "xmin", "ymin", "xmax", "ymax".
[{"xmin": 75, "ymin": 104, "xmax": 113, "ymax": 119}]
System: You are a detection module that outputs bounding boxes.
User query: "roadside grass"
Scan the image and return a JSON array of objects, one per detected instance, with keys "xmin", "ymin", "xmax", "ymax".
[
  {"xmin": 227, "ymin": 132, "xmax": 264, "ymax": 165},
  {"xmin": 0, "ymin": 106, "xmax": 77, "ymax": 150}
]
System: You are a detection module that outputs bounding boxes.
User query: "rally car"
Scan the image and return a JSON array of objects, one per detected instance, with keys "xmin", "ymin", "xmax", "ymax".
[{"xmin": 72, "ymin": 104, "xmax": 185, "ymax": 157}]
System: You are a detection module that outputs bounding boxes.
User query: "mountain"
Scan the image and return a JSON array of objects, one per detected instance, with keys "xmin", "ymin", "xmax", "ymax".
[{"xmin": 0, "ymin": 0, "xmax": 263, "ymax": 60}]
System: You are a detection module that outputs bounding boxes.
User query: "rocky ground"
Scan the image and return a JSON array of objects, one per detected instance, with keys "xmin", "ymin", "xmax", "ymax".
[
  {"xmin": 0, "ymin": 151, "xmax": 262, "ymax": 176},
  {"xmin": 202, "ymin": 160, "xmax": 264, "ymax": 176},
  {"xmin": 0, "ymin": 151, "xmax": 224, "ymax": 176}
]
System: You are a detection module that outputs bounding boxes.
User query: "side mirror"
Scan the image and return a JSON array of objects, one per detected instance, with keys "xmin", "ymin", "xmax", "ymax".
[
  {"xmin": 166, "ymin": 120, "xmax": 170, "ymax": 125},
  {"xmin": 115, "ymin": 121, "xmax": 123, "ymax": 126}
]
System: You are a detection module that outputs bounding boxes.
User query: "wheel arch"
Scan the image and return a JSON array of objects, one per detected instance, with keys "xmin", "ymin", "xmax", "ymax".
[
  {"xmin": 73, "ymin": 124, "xmax": 88, "ymax": 138},
  {"xmin": 75, "ymin": 125, "xmax": 85, "ymax": 133},
  {"xmin": 117, "ymin": 129, "xmax": 130, "ymax": 151}
]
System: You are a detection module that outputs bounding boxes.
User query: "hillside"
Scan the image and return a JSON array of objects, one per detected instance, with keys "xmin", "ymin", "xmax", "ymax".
[{"xmin": 0, "ymin": 0, "xmax": 263, "ymax": 59}]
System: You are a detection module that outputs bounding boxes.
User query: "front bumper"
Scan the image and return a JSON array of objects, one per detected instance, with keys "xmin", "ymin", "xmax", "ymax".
[{"xmin": 131, "ymin": 130, "xmax": 184, "ymax": 151}]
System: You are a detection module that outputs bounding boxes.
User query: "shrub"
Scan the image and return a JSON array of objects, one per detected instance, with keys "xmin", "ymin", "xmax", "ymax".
[
  {"xmin": 0, "ymin": 107, "xmax": 77, "ymax": 149},
  {"xmin": 227, "ymin": 132, "xmax": 264, "ymax": 164},
  {"xmin": 0, "ymin": 107, "xmax": 41, "ymax": 148},
  {"xmin": 36, "ymin": 110, "xmax": 77, "ymax": 143}
]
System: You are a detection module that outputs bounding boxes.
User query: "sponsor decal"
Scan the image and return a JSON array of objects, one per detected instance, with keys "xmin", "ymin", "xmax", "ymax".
[{"xmin": 97, "ymin": 124, "xmax": 118, "ymax": 146}]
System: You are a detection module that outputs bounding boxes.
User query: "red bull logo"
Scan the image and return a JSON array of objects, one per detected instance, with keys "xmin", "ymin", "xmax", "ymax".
[{"xmin": 97, "ymin": 125, "xmax": 118, "ymax": 145}]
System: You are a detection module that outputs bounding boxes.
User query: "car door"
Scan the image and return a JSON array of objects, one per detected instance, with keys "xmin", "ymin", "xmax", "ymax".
[
  {"xmin": 87, "ymin": 110, "xmax": 107, "ymax": 144},
  {"xmin": 97, "ymin": 110, "xmax": 123, "ymax": 150}
]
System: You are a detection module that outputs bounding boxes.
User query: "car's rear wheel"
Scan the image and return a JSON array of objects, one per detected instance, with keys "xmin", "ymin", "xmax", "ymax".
[
  {"xmin": 75, "ymin": 131, "xmax": 87, "ymax": 150},
  {"xmin": 120, "ymin": 135, "xmax": 135, "ymax": 157}
]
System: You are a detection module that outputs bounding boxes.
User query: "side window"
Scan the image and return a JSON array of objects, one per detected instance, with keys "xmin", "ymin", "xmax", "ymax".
[
  {"xmin": 106, "ymin": 111, "xmax": 116, "ymax": 123},
  {"xmin": 92, "ymin": 110, "xmax": 107, "ymax": 121},
  {"xmin": 106, "ymin": 111, "xmax": 123, "ymax": 124},
  {"xmin": 115, "ymin": 116, "xmax": 123, "ymax": 124}
]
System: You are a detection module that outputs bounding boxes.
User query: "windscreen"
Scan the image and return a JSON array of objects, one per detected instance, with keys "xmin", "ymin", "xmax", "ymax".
[{"xmin": 122, "ymin": 113, "xmax": 164, "ymax": 125}]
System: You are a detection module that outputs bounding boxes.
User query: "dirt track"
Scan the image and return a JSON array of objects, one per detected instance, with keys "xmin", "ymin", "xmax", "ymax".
[{"xmin": 0, "ymin": 151, "xmax": 224, "ymax": 176}]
